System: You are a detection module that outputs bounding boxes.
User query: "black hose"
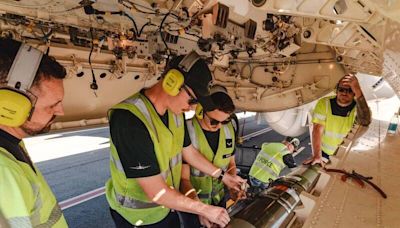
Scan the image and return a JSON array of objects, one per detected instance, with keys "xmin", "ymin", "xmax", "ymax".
[
  {"xmin": 159, "ymin": 11, "xmax": 171, "ymax": 58},
  {"xmin": 88, "ymin": 28, "xmax": 98, "ymax": 91}
]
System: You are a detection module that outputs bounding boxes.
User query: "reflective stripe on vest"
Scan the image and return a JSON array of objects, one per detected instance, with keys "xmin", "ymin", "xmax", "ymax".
[
  {"xmin": 30, "ymin": 183, "xmax": 41, "ymax": 225},
  {"xmin": 0, "ymin": 148, "xmax": 66, "ymax": 227},
  {"xmin": 222, "ymin": 124, "xmax": 232, "ymax": 142},
  {"xmin": 8, "ymin": 217, "xmax": 31, "ymax": 227},
  {"xmin": 187, "ymin": 120, "xmax": 233, "ymax": 157},
  {"xmin": 106, "ymin": 93, "xmax": 184, "ymax": 225},
  {"xmin": 257, "ymin": 151, "xmax": 285, "ymax": 170},
  {"xmin": 187, "ymin": 119, "xmax": 234, "ymax": 150},
  {"xmin": 123, "ymin": 96, "xmax": 182, "ymax": 136},
  {"xmin": 110, "ymin": 153, "xmax": 124, "ymax": 173},
  {"xmin": 190, "ymin": 165, "xmax": 228, "ymax": 177},
  {"xmin": 187, "ymin": 120, "xmax": 198, "ymax": 149},
  {"xmin": 164, "ymin": 153, "xmax": 182, "ymax": 180},
  {"xmin": 173, "ymin": 113, "xmax": 182, "ymax": 128},
  {"xmin": 188, "ymin": 118, "xmax": 235, "ymax": 205},
  {"xmin": 320, "ymin": 97, "xmax": 356, "ymax": 155},
  {"xmin": 36, "ymin": 204, "xmax": 63, "ymax": 228},
  {"xmin": 190, "ymin": 168, "xmax": 206, "ymax": 177},
  {"xmin": 324, "ymin": 131, "xmax": 347, "ymax": 139},
  {"xmin": 197, "ymin": 187, "xmax": 224, "ymax": 201},
  {"xmin": 114, "ymin": 189, "xmax": 159, "ymax": 209},
  {"xmin": 170, "ymin": 153, "xmax": 182, "ymax": 168},
  {"xmin": 252, "ymin": 160, "xmax": 279, "ymax": 179},
  {"xmin": 123, "ymin": 97, "xmax": 158, "ymax": 140},
  {"xmin": 249, "ymin": 143, "xmax": 287, "ymax": 183},
  {"xmin": 313, "ymin": 113, "xmax": 326, "ymax": 121},
  {"xmin": 321, "ymin": 142, "xmax": 338, "ymax": 152}
]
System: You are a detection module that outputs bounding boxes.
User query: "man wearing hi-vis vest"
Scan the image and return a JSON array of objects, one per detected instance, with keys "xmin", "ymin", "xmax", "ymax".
[
  {"xmin": 249, "ymin": 137, "xmax": 299, "ymax": 189},
  {"xmin": 179, "ymin": 85, "xmax": 240, "ymax": 228},
  {"xmin": 0, "ymin": 38, "xmax": 68, "ymax": 227},
  {"xmin": 304, "ymin": 74, "xmax": 371, "ymax": 166},
  {"xmin": 106, "ymin": 52, "xmax": 246, "ymax": 228}
]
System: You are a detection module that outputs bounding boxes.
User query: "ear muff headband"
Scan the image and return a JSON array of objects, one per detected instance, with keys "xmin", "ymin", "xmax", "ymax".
[
  {"xmin": 162, "ymin": 51, "xmax": 201, "ymax": 96},
  {"xmin": 0, "ymin": 43, "xmax": 43, "ymax": 127},
  {"xmin": 209, "ymin": 85, "xmax": 228, "ymax": 95},
  {"xmin": 195, "ymin": 85, "xmax": 229, "ymax": 120},
  {"xmin": 7, "ymin": 44, "xmax": 43, "ymax": 90},
  {"xmin": 178, "ymin": 51, "xmax": 201, "ymax": 72}
]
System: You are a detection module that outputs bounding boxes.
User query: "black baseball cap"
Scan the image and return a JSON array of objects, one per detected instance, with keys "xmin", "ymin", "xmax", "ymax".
[{"xmin": 166, "ymin": 54, "xmax": 215, "ymax": 110}]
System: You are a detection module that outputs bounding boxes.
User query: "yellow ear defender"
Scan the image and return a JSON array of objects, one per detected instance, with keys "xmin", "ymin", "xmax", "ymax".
[
  {"xmin": 162, "ymin": 51, "xmax": 201, "ymax": 96},
  {"xmin": 195, "ymin": 104, "xmax": 204, "ymax": 120},
  {"xmin": 0, "ymin": 43, "xmax": 43, "ymax": 127},
  {"xmin": 162, "ymin": 69, "xmax": 185, "ymax": 96},
  {"xmin": 0, "ymin": 89, "xmax": 33, "ymax": 127}
]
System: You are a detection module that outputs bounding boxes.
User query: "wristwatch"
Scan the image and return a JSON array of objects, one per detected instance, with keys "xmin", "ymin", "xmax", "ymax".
[{"xmin": 218, "ymin": 169, "xmax": 225, "ymax": 181}]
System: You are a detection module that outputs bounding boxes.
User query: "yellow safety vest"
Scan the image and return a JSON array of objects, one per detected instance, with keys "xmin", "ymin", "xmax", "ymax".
[
  {"xmin": 0, "ymin": 146, "xmax": 67, "ymax": 228},
  {"xmin": 105, "ymin": 93, "xmax": 184, "ymax": 226},
  {"xmin": 312, "ymin": 96, "xmax": 356, "ymax": 155},
  {"xmin": 249, "ymin": 143, "xmax": 289, "ymax": 184},
  {"xmin": 187, "ymin": 118, "xmax": 235, "ymax": 205}
]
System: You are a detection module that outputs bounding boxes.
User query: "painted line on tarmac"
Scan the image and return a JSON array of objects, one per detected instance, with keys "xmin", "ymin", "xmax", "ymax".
[
  {"xmin": 55, "ymin": 126, "xmax": 109, "ymax": 136},
  {"xmin": 241, "ymin": 127, "xmax": 273, "ymax": 141},
  {"xmin": 60, "ymin": 187, "xmax": 105, "ymax": 210}
]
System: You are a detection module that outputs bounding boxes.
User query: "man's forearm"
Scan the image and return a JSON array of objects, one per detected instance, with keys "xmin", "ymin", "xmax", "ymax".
[
  {"xmin": 355, "ymin": 95, "xmax": 371, "ymax": 126},
  {"xmin": 157, "ymin": 186, "xmax": 208, "ymax": 215},
  {"xmin": 182, "ymin": 146, "xmax": 220, "ymax": 178},
  {"xmin": 312, "ymin": 134, "xmax": 322, "ymax": 158},
  {"xmin": 227, "ymin": 157, "xmax": 237, "ymax": 176},
  {"xmin": 180, "ymin": 179, "xmax": 199, "ymax": 200},
  {"xmin": 137, "ymin": 175, "xmax": 210, "ymax": 217},
  {"xmin": 180, "ymin": 164, "xmax": 199, "ymax": 200},
  {"xmin": 183, "ymin": 145, "xmax": 245, "ymax": 192},
  {"xmin": 312, "ymin": 124, "xmax": 323, "ymax": 158}
]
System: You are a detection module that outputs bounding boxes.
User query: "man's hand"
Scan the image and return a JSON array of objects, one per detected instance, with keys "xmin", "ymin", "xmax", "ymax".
[
  {"xmin": 199, "ymin": 215, "xmax": 212, "ymax": 228},
  {"xmin": 229, "ymin": 182, "xmax": 249, "ymax": 201},
  {"xmin": 341, "ymin": 74, "xmax": 362, "ymax": 98},
  {"xmin": 222, "ymin": 174, "xmax": 247, "ymax": 192},
  {"xmin": 303, "ymin": 156, "xmax": 326, "ymax": 167},
  {"xmin": 201, "ymin": 205, "xmax": 230, "ymax": 227}
]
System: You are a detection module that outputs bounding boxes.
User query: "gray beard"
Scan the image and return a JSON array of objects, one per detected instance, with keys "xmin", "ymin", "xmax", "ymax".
[
  {"xmin": 21, "ymin": 124, "xmax": 51, "ymax": 136},
  {"xmin": 21, "ymin": 116, "xmax": 55, "ymax": 136}
]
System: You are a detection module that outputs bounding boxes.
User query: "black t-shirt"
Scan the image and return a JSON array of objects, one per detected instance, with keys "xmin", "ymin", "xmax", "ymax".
[
  {"xmin": 0, "ymin": 129, "xmax": 35, "ymax": 171},
  {"xmin": 330, "ymin": 98, "xmax": 356, "ymax": 117},
  {"xmin": 203, "ymin": 129, "xmax": 220, "ymax": 154},
  {"xmin": 110, "ymin": 108, "xmax": 191, "ymax": 179},
  {"xmin": 200, "ymin": 121, "xmax": 237, "ymax": 156}
]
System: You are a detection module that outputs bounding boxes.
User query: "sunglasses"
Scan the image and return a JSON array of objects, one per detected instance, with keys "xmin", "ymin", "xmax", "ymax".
[
  {"xmin": 181, "ymin": 85, "xmax": 199, "ymax": 105},
  {"xmin": 205, "ymin": 113, "xmax": 232, "ymax": 126},
  {"xmin": 337, "ymin": 87, "xmax": 353, "ymax": 94}
]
